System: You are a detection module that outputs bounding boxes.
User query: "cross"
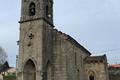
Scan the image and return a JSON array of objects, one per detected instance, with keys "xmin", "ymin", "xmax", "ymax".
[{"xmin": 28, "ymin": 33, "xmax": 34, "ymax": 39}]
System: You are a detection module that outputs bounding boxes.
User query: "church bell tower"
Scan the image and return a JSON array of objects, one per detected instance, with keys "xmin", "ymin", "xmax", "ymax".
[
  {"xmin": 20, "ymin": 0, "xmax": 53, "ymax": 24},
  {"xmin": 17, "ymin": 0, "xmax": 54, "ymax": 80}
]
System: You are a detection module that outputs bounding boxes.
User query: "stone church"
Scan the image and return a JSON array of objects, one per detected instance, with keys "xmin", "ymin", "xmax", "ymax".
[{"xmin": 16, "ymin": 0, "xmax": 109, "ymax": 80}]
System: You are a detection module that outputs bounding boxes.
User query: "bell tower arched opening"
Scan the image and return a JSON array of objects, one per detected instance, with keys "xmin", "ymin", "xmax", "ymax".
[{"xmin": 29, "ymin": 2, "xmax": 36, "ymax": 16}]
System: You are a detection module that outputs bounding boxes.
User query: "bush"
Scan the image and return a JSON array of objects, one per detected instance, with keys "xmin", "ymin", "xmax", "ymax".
[{"xmin": 3, "ymin": 73, "xmax": 16, "ymax": 80}]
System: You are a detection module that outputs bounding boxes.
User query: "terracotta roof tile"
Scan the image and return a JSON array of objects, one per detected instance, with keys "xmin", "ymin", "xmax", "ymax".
[{"xmin": 109, "ymin": 64, "xmax": 120, "ymax": 68}]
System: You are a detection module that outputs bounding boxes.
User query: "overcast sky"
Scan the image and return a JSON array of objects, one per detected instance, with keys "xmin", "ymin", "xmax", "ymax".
[{"xmin": 0, "ymin": 0, "xmax": 120, "ymax": 67}]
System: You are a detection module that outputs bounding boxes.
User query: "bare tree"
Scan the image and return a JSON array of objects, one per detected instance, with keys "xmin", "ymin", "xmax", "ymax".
[{"xmin": 0, "ymin": 46, "xmax": 7, "ymax": 65}]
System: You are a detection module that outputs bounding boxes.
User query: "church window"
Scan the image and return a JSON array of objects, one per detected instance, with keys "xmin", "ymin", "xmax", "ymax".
[
  {"xmin": 77, "ymin": 69, "xmax": 80, "ymax": 80},
  {"xmin": 81, "ymin": 56, "xmax": 83, "ymax": 67},
  {"xmin": 75, "ymin": 53, "xmax": 77, "ymax": 65},
  {"xmin": 29, "ymin": 2, "xmax": 36, "ymax": 16}
]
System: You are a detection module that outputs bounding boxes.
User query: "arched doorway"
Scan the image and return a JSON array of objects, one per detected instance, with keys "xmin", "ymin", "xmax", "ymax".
[
  {"xmin": 23, "ymin": 59, "xmax": 36, "ymax": 80},
  {"xmin": 89, "ymin": 75, "xmax": 94, "ymax": 80},
  {"xmin": 88, "ymin": 71, "xmax": 95, "ymax": 80}
]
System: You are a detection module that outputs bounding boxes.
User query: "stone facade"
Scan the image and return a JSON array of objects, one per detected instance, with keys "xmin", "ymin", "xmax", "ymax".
[
  {"xmin": 85, "ymin": 55, "xmax": 109, "ymax": 80},
  {"xmin": 16, "ymin": 0, "xmax": 109, "ymax": 80}
]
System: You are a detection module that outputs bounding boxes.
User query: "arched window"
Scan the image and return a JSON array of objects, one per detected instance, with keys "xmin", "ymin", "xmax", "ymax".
[{"xmin": 29, "ymin": 2, "xmax": 36, "ymax": 16}]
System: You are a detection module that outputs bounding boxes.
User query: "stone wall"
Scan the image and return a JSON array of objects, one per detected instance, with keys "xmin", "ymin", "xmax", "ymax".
[
  {"xmin": 52, "ymin": 29, "xmax": 90, "ymax": 80},
  {"xmin": 85, "ymin": 55, "xmax": 109, "ymax": 80}
]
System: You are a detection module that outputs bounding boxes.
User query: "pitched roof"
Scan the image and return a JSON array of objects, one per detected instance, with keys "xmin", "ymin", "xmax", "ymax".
[
  {"xmin": 0, "ymin": 61, "xmax": 9, "ymax": 73},
  {"xmin": 86, "ymin": 54, "xmax": 106, "ymax": 60},
  {"xmin": 85, "ymin": 54, "xmax": 107, "ymax": 63},
  {"xmin": 67, "ymin": 35, "xmax": 91, "ymax": 55},
  {"xmin": 109, "ymin": 64, "xmax": 120, "ymax": 68},
  {"xmin": 54, "ymin": 29, "xmax": 91, "ymax": 55},
  {"xmin": 7, "ymin": 67, "xmax": 16, "ymax": 73}
]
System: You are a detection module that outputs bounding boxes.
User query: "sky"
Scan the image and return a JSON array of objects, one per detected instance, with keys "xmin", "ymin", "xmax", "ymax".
[{"xmin": 0, "ymin": 0, "xmax": 120, "ymax": 67}]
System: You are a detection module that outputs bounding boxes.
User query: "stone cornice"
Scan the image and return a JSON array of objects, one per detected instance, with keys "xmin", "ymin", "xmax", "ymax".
[{"xmin": 19, "ymin": 17, "xmax": 55, "ymax": 27}]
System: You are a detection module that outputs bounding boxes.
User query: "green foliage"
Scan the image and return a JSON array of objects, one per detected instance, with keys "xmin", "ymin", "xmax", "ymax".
[
  {"xmin": 109, "ymin": 67, "xmax": 120, "ymax": 80},
  {"xmin": 3, "ymin": 73, "xmax": 16, "ymax": 80}
]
